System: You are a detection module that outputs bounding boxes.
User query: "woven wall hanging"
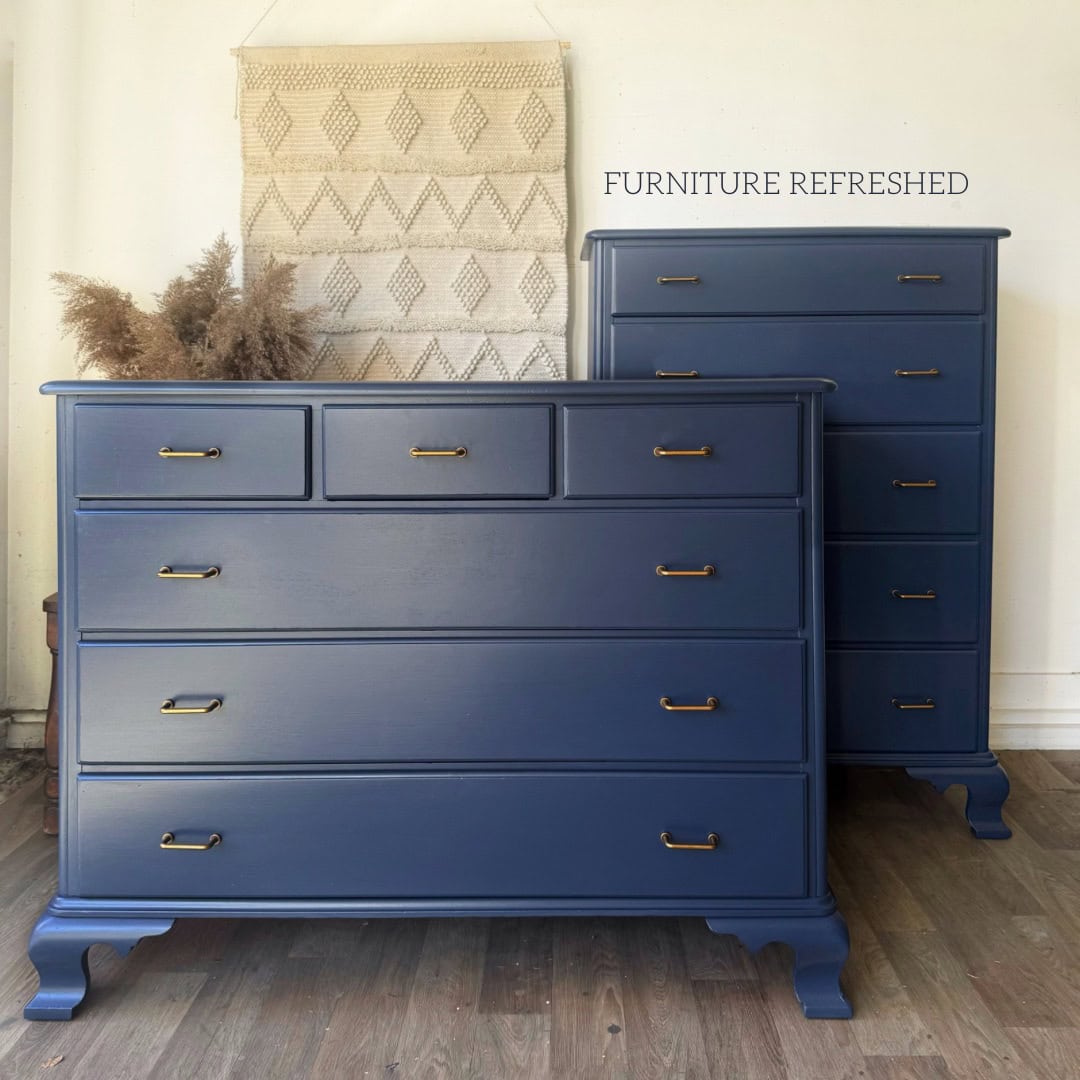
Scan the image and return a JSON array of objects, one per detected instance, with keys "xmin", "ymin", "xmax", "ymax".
[{"xmin": 238, "ymin": 41, "xmax": 568, "ymax": 380}]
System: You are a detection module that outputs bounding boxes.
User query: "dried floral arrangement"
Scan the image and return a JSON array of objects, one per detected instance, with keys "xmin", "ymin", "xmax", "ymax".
[{"xmin": 52, "ymin": 234, "xmax": 321, "ymax": 380}]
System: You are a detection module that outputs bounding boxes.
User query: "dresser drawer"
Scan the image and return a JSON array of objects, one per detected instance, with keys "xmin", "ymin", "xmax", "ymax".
[
  {"xmin": 76, "ymin": 510, "xmax": 802, "ymax": 632},
  {"xmin": 824, "ymin": 432, "xmax": 982, "ymax": 535},
  {"xmin": 73, "ymin": 773, "xmax": 808, "ymax": 899},
  {"xmin": 607, "ymin": 320, "xmax": 985, "ymax": 425},
  {"xmin": 826, "ymin": 649, "xmax": 980, "ymax": 753},
  {"xmin": 609, "ymin": 241, "xmax": 985, "ymax": 316},
  {"xmin": 323, "ymin": 405, "xmax": 552, "ymax": 498},
  {"xmin": 77, "ymin": 639, "xmax": 806, "ymax": 765},
  {"xmin": 74, "ymin": 405, "xmax": 309, "ymax": 499},
  {"xmin": 825, "ymin": 542, "xmax": 980, "ymax": 644},
  {"xmin": 563, "ymin": 404, "xmax": 800, "ymax": 498}
]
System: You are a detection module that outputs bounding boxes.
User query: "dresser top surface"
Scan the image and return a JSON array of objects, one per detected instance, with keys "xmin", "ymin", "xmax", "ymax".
[
  {"xmin": 41, "ymin": 377, "xmax": 836, "ymax": 399},
  {"xmin": 580, "ymin": 226, "xmax": 1010, "ymax": 258}
]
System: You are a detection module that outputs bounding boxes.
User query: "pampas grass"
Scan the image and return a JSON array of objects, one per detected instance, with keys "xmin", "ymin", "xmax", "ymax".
[{"xmin": 53, "ymin": 234, "xmax": 321, "ymax": 380}]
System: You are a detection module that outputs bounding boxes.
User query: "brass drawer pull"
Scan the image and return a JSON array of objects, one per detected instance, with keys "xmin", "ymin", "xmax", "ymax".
[
  {"xmin": 158, "ymin": 447, "xmax": 221, "ymax": 458},
  {"xmin": 655, "ymin": 370, "xmax": 699, "ymax": 378},
  {"xmin": 160, "ymin": 832, "xmax": 222, "ymax": 851},
  {"xmin": 656, "ymin": 564, "xmax": 716, "ymax": 577},
  {"xmin": 659, "ymin": 696, "xmax": 719, "ymax": 712},
  {"xmin": 892, "ymin": 479, "xmax": 938, "ymax": 489},
  {"xmin": 891, "ymin": 588, "xmax": 936, "ymax": 600},
  {"xmin": 157, "ymin": 566, "xmax": 220, "ymax": 579},
  {"xmin": 660, "ymin": 831, "xmax": 719, "ymax": 851},
  {"xmin": 656, "ymin": 275, "xmax": 701, "ymax": 285},
  {"xmin": 654, "ymin": 446, "xmax": 712, "ymax": 457},
  {"xmin": 897, "ymin": 274, "xmax": 943, "ymax": 283},
  {"xmin": 409, "ymin": 446, "xmax": 467, "ymax": 458},
  {"xmin": 892, "ymin": 698, "xmax": 936, "ymax": 710},
  {"xmin": 894, "ymin": 369, "xmax": 940, "ymax": 377},
  {"xmin": 160, "ymin": 698, "xmax": 222, "ymax": 715}
]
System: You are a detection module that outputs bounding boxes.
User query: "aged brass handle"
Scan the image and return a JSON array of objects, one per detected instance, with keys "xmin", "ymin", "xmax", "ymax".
[
  {"xmin": 158, "ymin": 447, "xmax": 221, "ymax": 458},
  {"xmin": 892, "ymin": 698, "xmax": 937, "ymax": 710},
  {"xmin": 892, "ymin": 480, "xmax": 938, "ymax": 488},
  {"xmin": 409, "ymin": 447, "xmax": 467, "ymax": 458},
  {"xmin": 160, "ymin": 832, "xmax": 222, "ymax": 851},
  {"xmin": 656, "ymin": 565, "xmax": 716, "ymax": 577},
  {"xmin": 656, "ymin": 275, "xmax": 701, "ymax": 285},
  {"xmin": 160, "ymin": 698, "xmax": 222, "ymax": 715},
  {"xmin": 654, "ymin": 446, "xmax": 712, "ymax": 457},
  {"xmin": 891, "ymin": 588, "xmax": 937, "ymax": 600},
  {"xmin": 897, "ymin": 274, "xmax": 943, "ymax": 283},
  {"xmin": 157, "ymin": 566, "xmax": 220, "ymax": 579},
  {"xmin": 660, "ymin": 831, "xmax": 719, "ymax": 851},
  {"xmin": 659, "ymin": 696, "xmax": 719, "ymax": 712},
  {"xmin": 655, "ymin": 370, "xmax": 699, "ymax": 378},
  {"xmin": 895, "ymin": 369, "xmax": 941, "ymax": 377}
]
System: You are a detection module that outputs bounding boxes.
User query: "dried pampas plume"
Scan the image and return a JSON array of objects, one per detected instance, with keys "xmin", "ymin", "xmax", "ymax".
[{"xmin": 53, "ymin": 234, "xmax": 322, "ymax": 380}]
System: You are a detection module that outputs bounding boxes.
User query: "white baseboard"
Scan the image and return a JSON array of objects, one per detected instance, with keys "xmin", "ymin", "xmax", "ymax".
[
  {"xmin": 4, "ymin": 711, "xmax": 45, "ymax": 749},
  {"xmin": 990, "ymin": 673, "xmax": 1080, "ymax": 750}
]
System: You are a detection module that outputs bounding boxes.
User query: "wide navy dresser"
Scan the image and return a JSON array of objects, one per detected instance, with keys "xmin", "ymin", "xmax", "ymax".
[
  {"xmin": 583, "ymin": 227, "xmax": 1011, "ymax": 837},
  {"xmin": 29, "ymin": 377, "xmax": 850, "ymax": 1020}
]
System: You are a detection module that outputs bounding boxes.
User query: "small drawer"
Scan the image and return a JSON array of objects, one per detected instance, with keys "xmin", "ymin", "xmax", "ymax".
[
  {"xmin": 73, "ymin": 773, "xmax": 808, "ymax": 899},
  {"xmin": 607, "ymin": 320, "xmax": 985, "ymax": 426},
  {"xmin": 77, "ymin": 639, "xmax": 806, "ymax": 765},
  {"xmin": 825, "ymin": 542, "xmax": 980, "ymax": 644},
  {"xmin": 609, "ymin": 241, "xmax": 985, "ymax": 316},
  {"xmin": 323, "ymin": 405, "xmax": 552, "ymax": 498},
  {"xmin": 824, "ymin": 432, "xmax": 982, "ymax": 535},
  {"xmin": 564, "ymin": 404, "xmax": 800, "ymax": 498},
  {"xmin": 74, "ymin": 405, "xmax": 309, "ymax": 499},
  {"xmin": 826, "ymin": 649, "xmax": 980, "ymax": 754},
  {"xmin": 76, "ymin": 510, "xmax": 802, "ymax": 632}
]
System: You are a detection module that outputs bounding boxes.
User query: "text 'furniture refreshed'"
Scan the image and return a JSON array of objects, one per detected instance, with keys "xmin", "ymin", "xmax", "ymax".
[
  {"xmin": 28, "ymin": 378, "xmax": 849, "ymax": 1020},
  {"xmin": 584, "ymin": 227, "xmax": 1010, "ymax": 837}
]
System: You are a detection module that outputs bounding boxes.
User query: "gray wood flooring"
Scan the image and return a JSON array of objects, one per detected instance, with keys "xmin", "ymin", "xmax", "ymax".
[{"xmin": 1, "ymin": 749, "xmax": 1079, "ymax": 1079}]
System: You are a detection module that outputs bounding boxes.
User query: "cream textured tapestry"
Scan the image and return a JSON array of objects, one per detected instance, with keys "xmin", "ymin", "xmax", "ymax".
[{"xmin": 238, "ymin": 41, "xmax": 568, "ymax": 381}]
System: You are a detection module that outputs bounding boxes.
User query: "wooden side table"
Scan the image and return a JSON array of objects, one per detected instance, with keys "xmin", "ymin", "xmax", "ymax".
[{"xmin": 43, "ymin": 593, "xmax": 59, "ymax": 836}]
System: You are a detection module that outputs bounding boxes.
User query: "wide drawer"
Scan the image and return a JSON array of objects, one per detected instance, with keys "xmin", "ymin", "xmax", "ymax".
[
  {"xmin": 606, "ymin": 320, "xmax": 985, "ymax": 425},
  {"xmin": 609, "ymin": 241, "xmax": 986, "ymax": 315},
  {"xmin": 73, "ymin": 773, "xmax": 808, "ymax": 899},
  {"xmin": 323, "ymin": 405, "xmax": 552, "ymax": 498},
  {"xmin": 563, "ymin": 404, "xmax": 800, "ymax": 497},
  {"xmin": 824, "ymin": 432, "xmax": 982, "ymax": 535},
  {"xmin": 825, "ymin": 542, "xmax": 980, "ymax": 644},
  {"xmin": 76, "ymin": 510, "xmax": 802, "ymax": 631},
  {"xmin": 77, "ymin": 640, "xmax": 806, "ymax": 765},
  {"xmin": 826, "ymin": 649, "xmax": 980, "ymax": 753},
  {"xmin": 73, "ymin": 405, "xmax": 309, "ymax": 499}
]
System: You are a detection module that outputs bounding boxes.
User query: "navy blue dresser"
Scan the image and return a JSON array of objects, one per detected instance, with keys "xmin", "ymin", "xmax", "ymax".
[
  {"xmin": 583, "ymin": 227, "xmax": 1011, "ymax": 838},
  {"xmin": 29, "ymin": 378, "xmax": 850, "ymax": 1020}
]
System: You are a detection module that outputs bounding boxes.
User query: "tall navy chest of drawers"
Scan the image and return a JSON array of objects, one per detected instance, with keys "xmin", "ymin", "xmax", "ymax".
[
  {"xmin": 584, "ymin": 227, "xmax": 1011, "ymax": 838},
  {"xmin": 29, "ymin": 377, "xmax": 850, "ymax": 1020}
]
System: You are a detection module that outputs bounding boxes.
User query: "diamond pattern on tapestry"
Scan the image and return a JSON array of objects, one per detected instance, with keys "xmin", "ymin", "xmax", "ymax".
[
  {"xmin": 386, "ymin": 91, "xmax": 423, "ymax": 151},
  {"xmin": 256, "ymin": 92, "xmax": 292, "ymax": 153},
  {"xmin": 452, "ymin": 255, "xmax": 490, "ymax": 315},
  {"xmin": 239, "ymin": 41, "xmax": 568, "ymax": 381},
  {"xmin": 322, "ymin": 256, "xmax": 361, "ymax": 315},
  {"xmin": 321, "ymin": 92, "xmax": 360, "ymax": 152},
  {"xmin": 450, "ymin": 91, "xmax": 488, "ymax": 151}
]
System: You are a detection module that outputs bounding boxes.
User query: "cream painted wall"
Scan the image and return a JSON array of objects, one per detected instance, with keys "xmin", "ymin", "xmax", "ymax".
[
  {"xmin": 6, "ymin": 0, "xmax": 1079, "ymax": 745},
  {"xmin": 0, "ymin": 0, "xmax": 12, "ymax": 741}
]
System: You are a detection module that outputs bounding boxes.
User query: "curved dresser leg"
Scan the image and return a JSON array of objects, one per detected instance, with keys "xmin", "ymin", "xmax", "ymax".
[
  {"xmin": 24, "ymin": 913, "xmax": 175, "ymax": 1020},
  {"xmin": 705, "ymin": 912, "xmax": 852, "ymax": 1019},
  {"xmin": 906, "ymin": 760, "xmax": 1012, "ymax": 839}
]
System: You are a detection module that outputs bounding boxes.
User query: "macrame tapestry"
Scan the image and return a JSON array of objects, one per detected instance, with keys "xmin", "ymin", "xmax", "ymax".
[{"xmin": 238, "ymin": 41, "xmax": 568, "ymax": 381}]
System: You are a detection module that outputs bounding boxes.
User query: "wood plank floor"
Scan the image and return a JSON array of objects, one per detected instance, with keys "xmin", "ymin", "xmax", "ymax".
[{"xmin": 2, "ymin": 750, "xmax": 1079, "ymax": 1079}]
